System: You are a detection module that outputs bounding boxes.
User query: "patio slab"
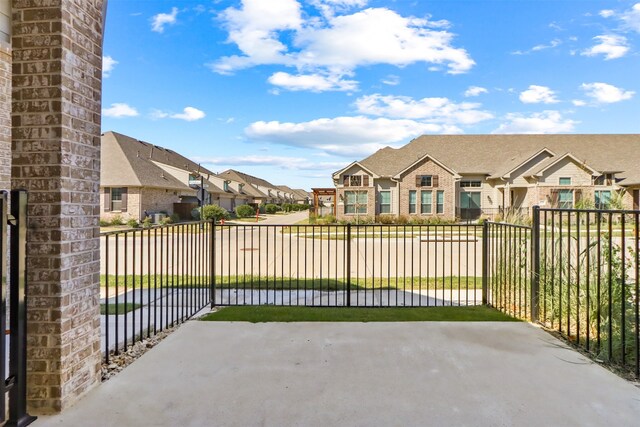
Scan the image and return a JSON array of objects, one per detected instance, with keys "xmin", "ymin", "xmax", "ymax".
[{"xmin": 37, "ymin": 321, "xmax": 640, "ymax": 427}]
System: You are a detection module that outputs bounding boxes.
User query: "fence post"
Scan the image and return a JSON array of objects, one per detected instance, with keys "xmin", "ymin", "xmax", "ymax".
[
  {"xmin": 0, "ymin": 192, "xmax": 7, "ymax": 422},
  {"xmin": 531, "ymin": 205, "xmax": 541, "ymax": 322},
  {"xmin": 482, "ymin": 220, "xmax": 488, "ymax": 305},
  {"xmin": 346, "ymin": 223, "xmax": 351, "ymax": 307},
  {"xmin": 8, "ymin": 190, "xmax": 37, "ymax": 426},
  {"xmin": 210, "ymin": 220, "xmax": 216, "ymax": 309}
]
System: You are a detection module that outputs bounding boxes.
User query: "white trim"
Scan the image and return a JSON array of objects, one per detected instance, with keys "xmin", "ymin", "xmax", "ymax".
[
  {"xmin": 525, "ymin": 153, "xmax": 600, "ymax": 178},
  {"xmin": 498, "ymin": 147, "xmax": 555, "ymax": 179},
  {"xmin": 332, "ymin": 161, "xmax": 378, "ymax": 180}
]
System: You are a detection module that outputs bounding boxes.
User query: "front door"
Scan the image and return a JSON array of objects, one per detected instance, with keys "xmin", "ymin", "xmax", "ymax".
[{"xmin": 460, "ymin": 192, "xmax": 481, "ymax": 220}]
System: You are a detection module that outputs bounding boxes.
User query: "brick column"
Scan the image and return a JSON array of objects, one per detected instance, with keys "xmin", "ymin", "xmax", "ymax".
[
  {"xmin": 11, "ymin": 0, "xmax": 104, "ymax": 413},
  {"xmin": 0, "ymin": 43, "xmax": 10, "ymax": 189}
]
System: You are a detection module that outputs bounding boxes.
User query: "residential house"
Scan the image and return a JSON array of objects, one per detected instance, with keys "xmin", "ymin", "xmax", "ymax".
[
  {"xmin": 101, "ymin": 131, "xmax": 197, "ymax": 221},
  {"xmin": 218, "ymin": 169, "xmax": 296, "ymax": 205},
  {"xmin": 291, "ymin": 188, "xmax": 312, "ymax": 204},
  {"xmin": 332, "ymin": 134, "xmax": 640, "ymax": 221}
]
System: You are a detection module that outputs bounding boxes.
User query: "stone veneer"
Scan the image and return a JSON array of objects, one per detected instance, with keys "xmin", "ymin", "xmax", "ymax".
[{"xmin": 11, "ymin": 0, "xmax": 104, "ymax": 413}]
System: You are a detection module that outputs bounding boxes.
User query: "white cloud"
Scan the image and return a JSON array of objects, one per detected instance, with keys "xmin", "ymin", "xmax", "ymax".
[
  {"xmin": 511, "ymin": 39, "xmax": 561, "ymax": 55},
  {"xmin": 464, "ymin": 86, "xmax": 488, "ymax": 97},
  {"xmin": 580, "ymin": 82, "xmax": 635, "ymax": 103},
  {"xmin": 245, "ymin": 116, "xmax": 461, "ymax": 156},
  {"xmin": 102, "ymin": 103, "xmax": 139, "ymax": 118},
  {"xmin": 197, "ymin": 155, "xmax": 346, "ymax": 171},
  {"xmin": 151, "ymin": 7, "xmax": 178, "ymax": 33},
  {"xmin": 621, "ymin": 3, "xmax": 640, "ymax": 32},
  {"xmin": 492, "ymin": 111, "xmax": 577, "ymax": 134},
  {"xmin": 310, "ymin": 0, "xmax": 369, "ymax": 18},
  {"xmin": 170, "ymin": 107, "xmax": 206, "ymax": 121},
  {"xmin": 102, "ymin": 56, "xmax": 118, "ymax": 78},
  {"xmin": 268, "ymin": 71, "xmax": 358, "ymax": 92},
  {"xmin": 572, "ymin": 99, "xmax": 587, "ymax": 107},
  {"xmin": 519, "ymin": 85, "xmax": 559, "ymax": 104},
  {"xmin": 354, "ymin": 94, "xmax": 493, "ymax": 125},
  {"xmin": 581, "ymin": 34, "xmax": 629, "ymax": 60},
  {"xmin": 212, "ymin": 2, "xmax": 474, "ymax": 85},
  {"xmin": 150, "ymin": 107, "xmax": 206, "ymax": 121},
  {"xmin": 381, "ymin": 75, "xmax": 400, "ymax": 86},
  {"xmin": 599, "ymin": 9, "xmax": 615, "ymax": 18}
]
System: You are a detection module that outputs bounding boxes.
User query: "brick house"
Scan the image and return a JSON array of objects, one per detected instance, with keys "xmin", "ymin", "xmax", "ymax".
[
  {"xmin": 101, "ymin": 131, "xmax": 198, "ymax": 221},
  {"xmin": 333, "ymin": 134, "xmax": 640, "ymax": 221}
]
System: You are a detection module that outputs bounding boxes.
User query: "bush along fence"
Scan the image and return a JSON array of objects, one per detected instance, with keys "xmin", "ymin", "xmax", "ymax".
[
  {"xmin": 100, "ymin": 207, "xmax": 640, "ymax": 377},
  {"xmin": 487, "ymin": 206, "xmax": 640, "ymax": 378}
]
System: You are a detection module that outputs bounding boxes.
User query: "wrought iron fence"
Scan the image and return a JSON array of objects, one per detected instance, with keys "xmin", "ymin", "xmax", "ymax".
[
  {"xmin": 537, "ymin": 207, "xmax": 640, "ymax": 377},
  {"xmin": 486, "ymin": 221, "xmax": 533, "ymax": 320},
  {"xmin": 212, "ymin": 223, "xmax": 484, "ymax": 307},
  {"xmin": 101, "ymin": 221, "xmax": 214, "ymax": 363},
  {"xmin": 1, "ymin": 190, "xmax": 36, "ymax": 425}
]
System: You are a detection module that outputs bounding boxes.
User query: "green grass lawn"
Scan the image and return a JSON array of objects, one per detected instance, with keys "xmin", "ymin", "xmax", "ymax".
[
  {"xmin": 101, "ymin": 274, "xmax": 482, "ymax": 290},
  {"xmin": 100, "ymin": 302, "xmax": 142, "ymax": 315},
  {"xmin": 200, "ymin": 305, "xmax": 518, "ymax": 322}
]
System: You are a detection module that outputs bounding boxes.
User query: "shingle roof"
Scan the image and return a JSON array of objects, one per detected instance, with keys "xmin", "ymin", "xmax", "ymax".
[
  {"xmin": 219, "ymin": 169, "xmax": 276, "ymax": 189},
  {"xmin": 101, "ymin": 131, "xmax": 196, "ymax": 192},
  {"xmin": 353, "ymin": 134, "xmax": 640, "ymax": 185}
]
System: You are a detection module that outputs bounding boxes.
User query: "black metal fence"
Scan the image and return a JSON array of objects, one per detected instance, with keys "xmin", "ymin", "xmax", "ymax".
[
  {"xmin": 101, "ymin": 221, "xmax": 214, "ymax": 362},
  {"xmin": 101, "ymin": 207, "xmax": 640, "ymax": 377},
  {"xmin": 212, "ymin": 223, "xmax": 483, "ymax": 307},
  {"xmin": 1, "ymin": 190, "xmax": 36, "ymax": 425},
  {"xmin": 486, "ymin": 221, "xmax": 533, "ymax": 320},
  {"xmin": 536, "ymin": 207, "xmax": 640, "ymax": 377}
]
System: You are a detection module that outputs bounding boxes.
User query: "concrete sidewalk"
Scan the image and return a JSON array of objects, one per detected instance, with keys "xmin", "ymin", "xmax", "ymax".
[{"xmin": 38, "ymin": 321, "xmax": 640, "ymax": 427}]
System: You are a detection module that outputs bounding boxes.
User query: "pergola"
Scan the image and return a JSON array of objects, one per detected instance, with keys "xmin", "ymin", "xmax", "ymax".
[{"xmin": 311, "ymin": 188, "xmax": 337, "ymax": 216}]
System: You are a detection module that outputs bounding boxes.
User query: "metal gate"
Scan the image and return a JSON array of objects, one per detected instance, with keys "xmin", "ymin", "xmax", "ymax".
[
  {"xmin": 1, "ymin": 190, "xmax": 36, "ymax": 425},
  {"xmin": 212, "ymin": 222, "xmax": 485, "ymax": 307}
]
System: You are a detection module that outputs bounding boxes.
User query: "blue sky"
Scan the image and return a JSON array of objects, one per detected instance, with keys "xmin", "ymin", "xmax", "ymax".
[{"xmin": 102, "ymin": 0, "xmax": 640, "ymax": 190}]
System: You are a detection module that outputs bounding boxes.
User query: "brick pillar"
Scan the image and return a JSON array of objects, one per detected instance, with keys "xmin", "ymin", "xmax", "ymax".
[
  {"xmin": 11, "ymin": 0, "xmax": 104, "ymax": 413},
  {"xmin": 0, "ymin": 43, "xmax": 10, "ymax": 189}
]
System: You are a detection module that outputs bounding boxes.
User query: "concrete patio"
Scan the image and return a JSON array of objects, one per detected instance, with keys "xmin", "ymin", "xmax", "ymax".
[{"xmin": 37, "ymin": 320, "xmax": 640, "ymax": 427}]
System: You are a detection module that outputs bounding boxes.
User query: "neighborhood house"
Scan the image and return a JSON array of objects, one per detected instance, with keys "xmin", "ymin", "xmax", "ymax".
[
  {"xmin": 101, "ymin": 131, "xmax": 305, "ymax": 221},
  {"xmin": 332, "ymin": 134, "xmax": 640, "ymax": 221}
]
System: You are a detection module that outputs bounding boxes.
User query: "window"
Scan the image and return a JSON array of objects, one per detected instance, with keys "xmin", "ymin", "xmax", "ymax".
[
  {"xmin": 223, "ymin": 181, "xmax": 230, "ymax": 192},
  {"xmin": 594, "ymin": 174, "xmax": 614, "ymax": 186},
  {"xmin": 379, "ymin": 191, "xmax": 391, "ymax": 214},
  {"xmin": 409, "ymin": 190, "xmax": 417, "ymax": 214},
  {"xmin": 460, "ymin": 192, "xmax": 481, "ymax": 209},
  {"xmin": 420, "ymin": 191, "xmax": 432, "ymax": 214},
  {"xmin": 111, "ymin": 187, "xmax": 123, "ymax": 211},
  {"xmin": 595, "ymin": 190, "xmax": 611, "ymax": 209},
  {"xmin": 558, "ymin": 189, "xmax": 573, "ymax": 209},
  {"xmin": 343, "ymin": 175, "xmax": 369, "ymax": 187},
  {"xmin": 416, "ymin": 175, "xmax": 432, "ymax": 187},
  {"xmin": 436, "ymin": 191, "xmax": 445, "ymax": 214},
  {"xmin": 345, "ymin": 191, "xmax": 367, "ymax": 214},
  {"xmin": 460, "ymin": 180, "xmax": 482, "ymax": 188},
  {"xmin": 559, "ymin": 177, "xmax": 572, "ymax": 186}
]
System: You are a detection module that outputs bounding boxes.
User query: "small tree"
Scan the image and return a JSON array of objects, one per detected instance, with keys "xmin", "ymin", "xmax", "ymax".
[
  {"xmin": 235, "ymin": 204, "xmax": 255, "ymax": 218},
  {"xmin": 264, "ymin": 203, "xmax": 279, "ymax": 214},
  {"xmin": 202, "ymin": 204, "xmax": 230, "ymax": 222}
]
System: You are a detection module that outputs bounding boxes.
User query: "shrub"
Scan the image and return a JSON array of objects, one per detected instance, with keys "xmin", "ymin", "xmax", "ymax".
[
  {"xmin": 376, "ymin": 214, "xmax": 396, "ymax": 225},
  {"xmin": 142, "ymin": 217, "xmax": 153, "ymax": 228},
  {"xmin": 110, "ymin": 215, "xmax": 124, "ymax": 226},
  {"xmin": 99, "ymin": 219, "xmax": 110, "ymax": 227},
  {"xmin": 170, "ymin": 213, "xmax": 180, "ymax": 223},
  {"xmin": 161, "ymin": 216, "xmax": 174, "ymax": 225},
  {"xmin": 191, "ymin": 208, "xmax": 201, "ymax": 221},
  {"xmin": 396, "ymin": 215, "xmax": 410, "ymax": 225},
  {"xmin": 202, "ymin": 204, "xmax": 230, "ymax": 222},
  {"xmin": 264, "ymin": 204, "xmax": 279, "ymax": 214},
  {"xmin": 235, "ymin": 204, "xmax": 255, "ymax": 218},
  {"xmin": 126, "ymin": 219, "xmax": 139, "ymax": 228}
]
